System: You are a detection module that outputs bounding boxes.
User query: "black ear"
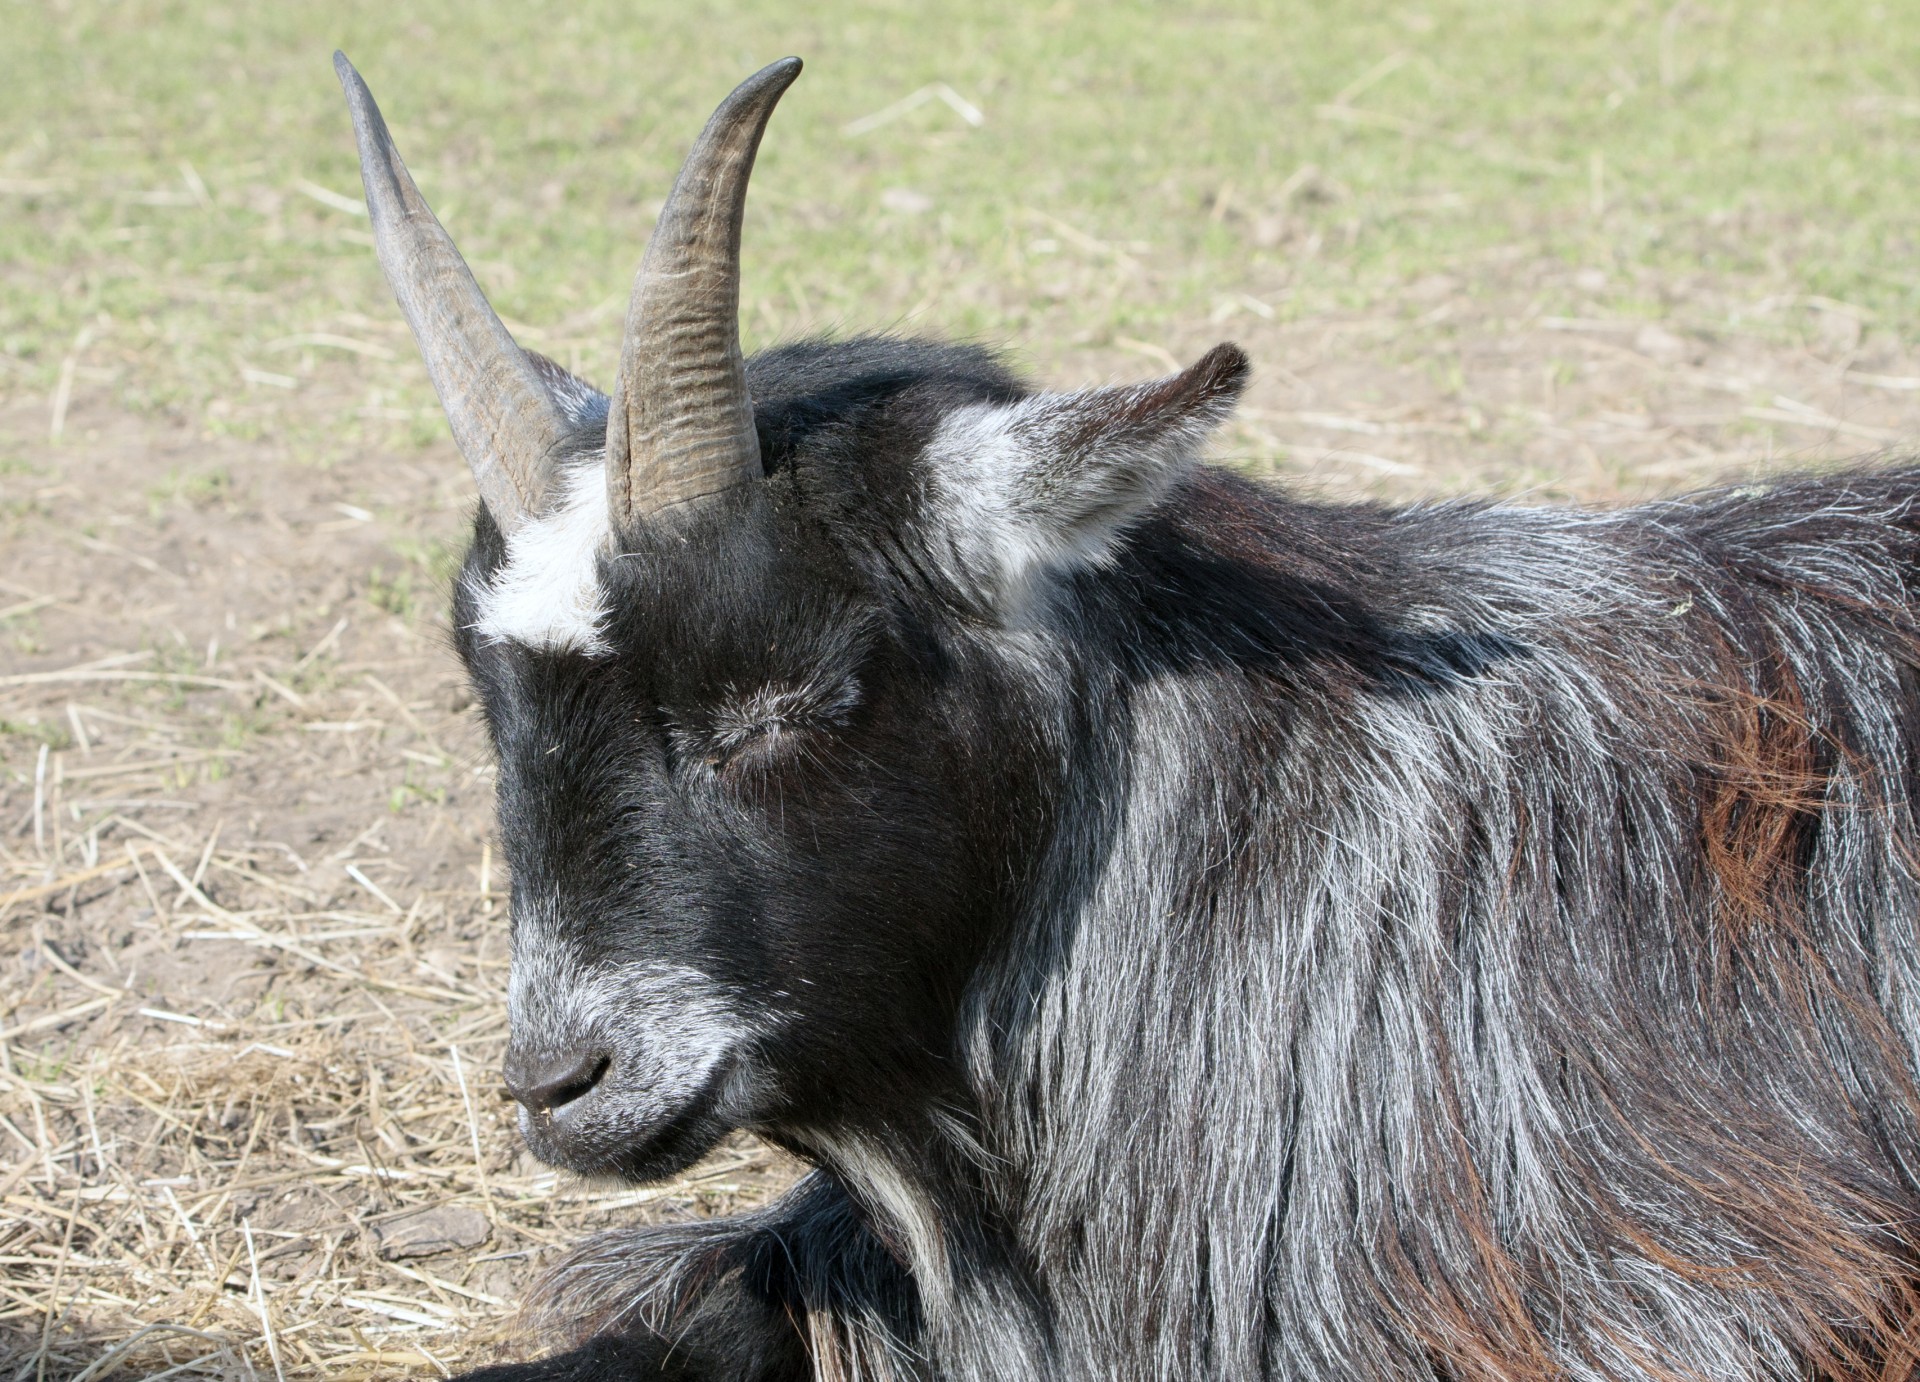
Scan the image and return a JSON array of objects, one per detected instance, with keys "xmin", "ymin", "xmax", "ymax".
[
  {"xmin": 524, "ymin": 350, "xmax": 611, "ymax": 431},
  {"xmin": 920, "ymin": 344, "xmax": 1250, "ymax": 612}
]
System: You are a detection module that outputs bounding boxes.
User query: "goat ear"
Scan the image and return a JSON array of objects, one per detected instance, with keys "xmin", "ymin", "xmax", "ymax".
[
  {"xmin": 523, "ymin": 351, "xmax": 611, "ymax": 432},
  {"xmin": 924, "ymin": 343, "xmax": 1249, "ymax": 612}
]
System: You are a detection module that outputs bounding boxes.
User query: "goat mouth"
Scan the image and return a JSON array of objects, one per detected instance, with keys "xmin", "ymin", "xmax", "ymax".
[
  {"xmin": 607, "ymin": 1077, "xmax": 735, "ymax": 1182},
  {"xmin": 520, "ymin": 1057, "xmax": 738, "ymax": 1183}
]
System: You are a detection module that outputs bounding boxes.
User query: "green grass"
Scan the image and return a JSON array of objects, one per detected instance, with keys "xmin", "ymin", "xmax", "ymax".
[{"xmin": 5, "ymin": 0, "xmax": 1920, "ymax": 438}]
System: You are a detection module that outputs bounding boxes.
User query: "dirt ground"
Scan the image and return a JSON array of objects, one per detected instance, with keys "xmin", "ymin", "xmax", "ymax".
[{"xmin": 4, "ymin": 254, "xmax": 1920, "ymax": 1380}]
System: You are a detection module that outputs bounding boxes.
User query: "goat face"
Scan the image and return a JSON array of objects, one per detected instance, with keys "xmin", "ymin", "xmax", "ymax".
[
  {"xmin": 452, "ymin": 455, "xmax": 1044, "ymax": 1179},
  {"xmin": 341, "ymin": 56, "xmax": 1247, "ymax": 1180}
]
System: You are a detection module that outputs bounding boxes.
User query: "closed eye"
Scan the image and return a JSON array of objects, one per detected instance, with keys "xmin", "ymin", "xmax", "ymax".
[
  {"xmin": 707, "ymin": 716, "xmax": 784, "ymax": 769},
  {"xmin": 677, "ymin": 675, "xmax": 860, "ymax": 777}
]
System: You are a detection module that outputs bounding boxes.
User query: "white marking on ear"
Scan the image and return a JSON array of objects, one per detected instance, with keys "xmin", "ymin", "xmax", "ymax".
[
  {"xmin": 525, "ymin": 351, "xmax": 611, "ymax": 431},
  {"xmin": 470, "ymin": 459, "xmax": 614, "ymax": 655},
  {"xmin": 921, "ymin": 343, "xmax": 1250, "ymax": 615}
]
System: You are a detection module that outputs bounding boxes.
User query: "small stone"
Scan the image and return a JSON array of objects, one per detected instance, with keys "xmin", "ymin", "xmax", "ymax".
[
  {"xmin": 373, "ymin": 1205, "xmax": 492, "ymax": 1260},
  {"xmin": 1251, "ymin": 214, "xmax": 1288, "ymax": 248},
  {"xmin": 879, "ymin": 187, "xmax": 932, "ymax": 215},
  {"xmin": 1406, "ymin": 273, "xmax": 1458, "ymax": 302},
  {"xmin": 1633, "ymin": 324, "xmax": 1690, "ymax": 364}
]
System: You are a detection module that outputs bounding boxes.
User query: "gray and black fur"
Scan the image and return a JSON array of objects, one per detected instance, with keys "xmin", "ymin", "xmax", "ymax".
[{"xmin": 450, "ymin": 331, "xmax": 1920, "ymax": 1382}]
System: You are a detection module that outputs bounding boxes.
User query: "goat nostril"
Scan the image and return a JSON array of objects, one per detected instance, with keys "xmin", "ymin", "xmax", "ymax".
[
  {"xmin": 507, "ymin": 1051, "xmax": 611, "ymax": 1114},
  {"xmin": 547, "ymin": 1054, "xmax": 610, "ymax": 1109}
]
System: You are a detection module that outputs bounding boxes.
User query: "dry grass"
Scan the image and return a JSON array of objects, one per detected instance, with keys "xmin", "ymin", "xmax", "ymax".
[
  {"xmin": 0, "ymin": 840, "xmax": 798, "ymax": 1380},
  {"xmin": 0, "ymin": 702, "xmax": 801, "ymax": 1381}
]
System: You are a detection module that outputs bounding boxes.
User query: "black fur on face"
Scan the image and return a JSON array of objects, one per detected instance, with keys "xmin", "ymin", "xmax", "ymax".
[{"xmin": 454, "ymin": 338, "xmax": 1091, "ymax": 1181}]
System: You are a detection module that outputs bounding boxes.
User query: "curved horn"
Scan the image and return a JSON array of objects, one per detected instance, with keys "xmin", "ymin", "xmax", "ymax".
[
  {"xmin": 335, "ymin": 52, "xmax": 567, "ymax": 533},
  {"xmin": 606, "ymin": 58, "xmax": 802, "ymax": 526}
]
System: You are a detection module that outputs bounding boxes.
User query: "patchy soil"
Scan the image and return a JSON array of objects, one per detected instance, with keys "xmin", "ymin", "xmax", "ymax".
[{"xmin": 3, "ymin": 260, "xmax": 1920, "ymax": 1380}]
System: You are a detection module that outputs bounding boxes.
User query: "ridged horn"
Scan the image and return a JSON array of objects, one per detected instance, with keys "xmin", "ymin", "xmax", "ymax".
[
  {"xmin": 335, "ymin": 52, "xmax": 567, "ymax": 533},
  {"xmin": 605, "ymin": 58, "xmax": 801, "ymax": 526}
]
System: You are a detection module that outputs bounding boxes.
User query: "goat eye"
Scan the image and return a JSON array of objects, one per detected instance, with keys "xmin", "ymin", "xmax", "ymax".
[
  {"xmin": 697, "ymin": 716, "xmax": 793, "ymax": 778},
  {"xmin": 684, "ymin": 676, "xmax": 858, "ymax": 779}
]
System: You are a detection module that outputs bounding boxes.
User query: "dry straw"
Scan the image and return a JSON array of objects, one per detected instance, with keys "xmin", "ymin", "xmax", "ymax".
[{"xmin": 1, "ymin": 626, "xmax": 797, "ymax": 1380}]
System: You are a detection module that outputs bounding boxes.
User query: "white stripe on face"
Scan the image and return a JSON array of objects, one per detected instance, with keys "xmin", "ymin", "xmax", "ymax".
[{"xmin": 470, "ymin": 459, "xmax": 614, "ymax": 655}]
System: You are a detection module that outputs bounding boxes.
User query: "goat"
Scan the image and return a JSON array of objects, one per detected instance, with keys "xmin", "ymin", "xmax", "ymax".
[{"xmin": 338, "ymin": 53, "xmax": 1920, "ymax": 1382}]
